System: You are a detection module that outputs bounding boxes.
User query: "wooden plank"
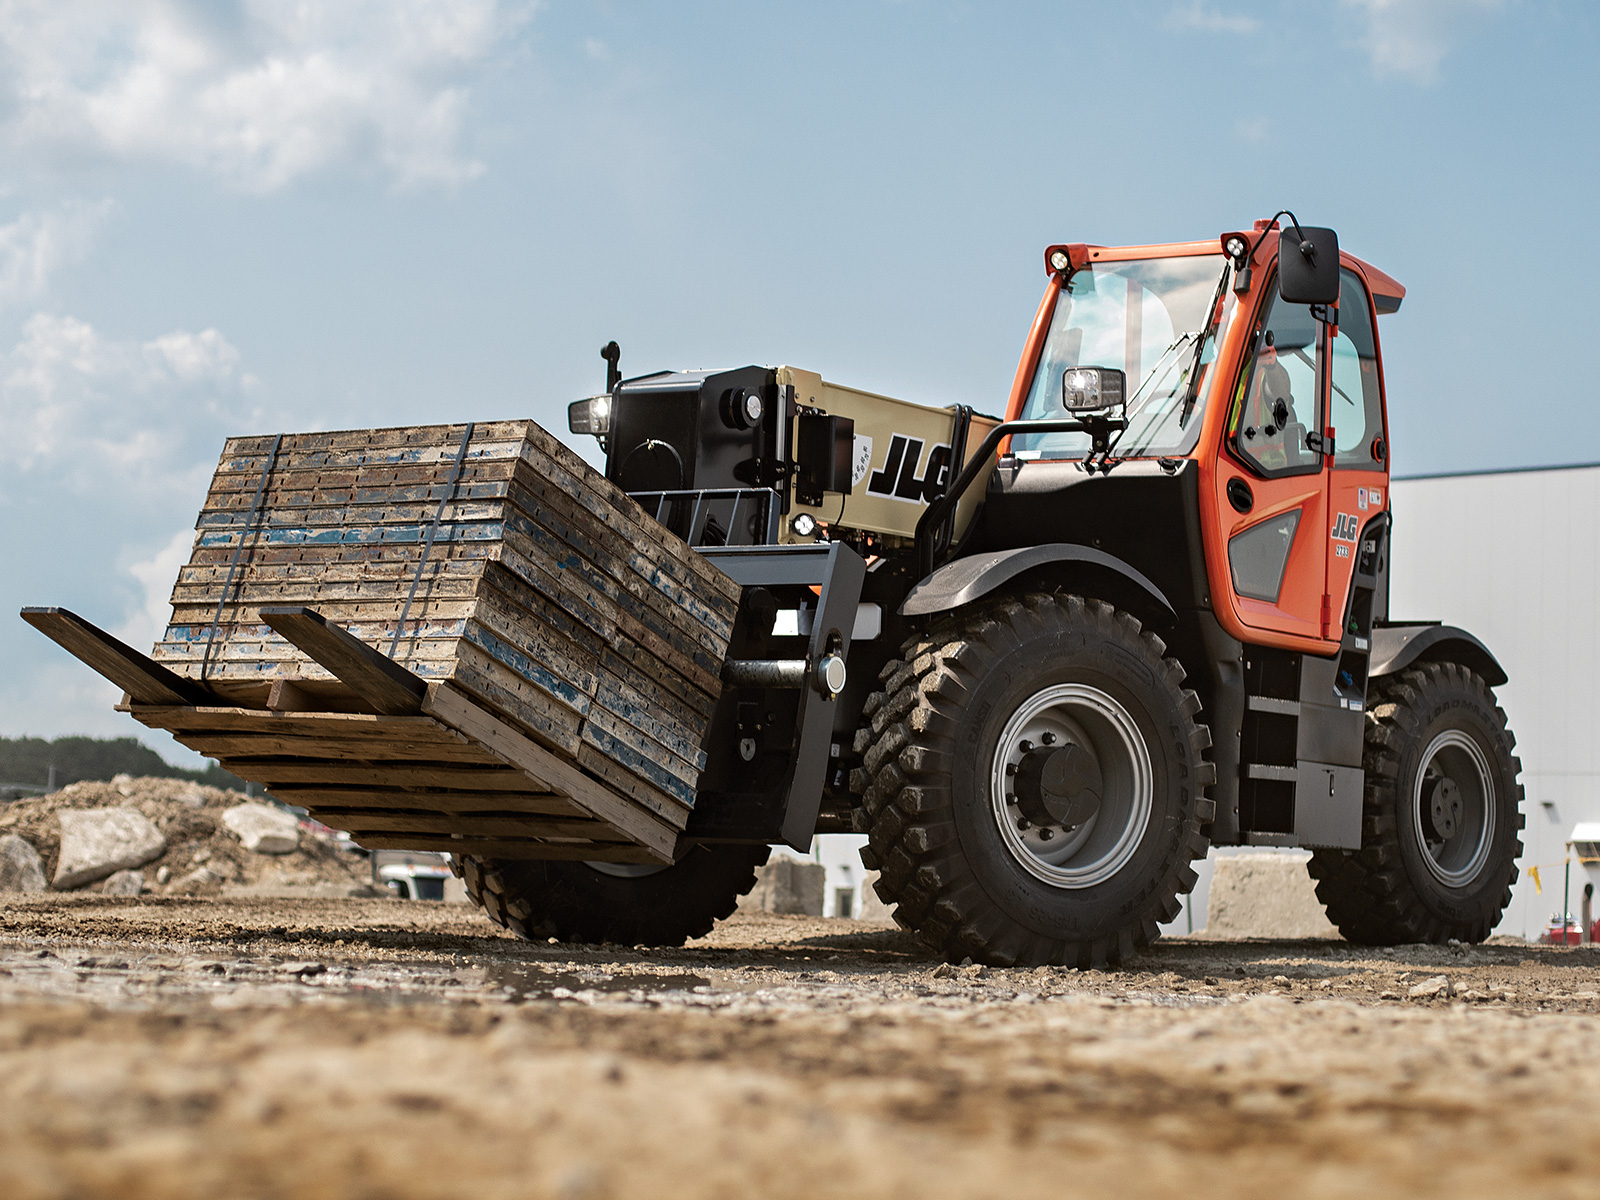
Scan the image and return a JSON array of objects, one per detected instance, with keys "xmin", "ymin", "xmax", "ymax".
[
  {"xmin": 127, "ymin": 705, "xmax": 468, "ymax": 742},
  {"xmin": 257, "ymin": 606, "xmax": 426, "ymax": 716},
  {"xmin": 348, "ymin": 834, "xmax": 663, "ymax": 863},
  {"xmin": 576, "ymin": 742, "xmax": 692, "ymax": 828},
  {"xmin": 230, "ymin": 761, "xmax": 548, "ymax": 790},
  {"xmin": 310, "ymin": 810, "xmax": 632, "ymax": 841},
  {"xmin": 21, "ymin": 608, "xmax": 217, "ymax": 706},
  {"xmin": 268, "ymin": 787, "xmax": 578, "ymax": 817},
  {"xmin": 422, "ymin": 682, "xmax": 680, "ymax": 856},
  {"xmin": 176, "ymin": 733, "xmax": 494, "ymax": 764}
]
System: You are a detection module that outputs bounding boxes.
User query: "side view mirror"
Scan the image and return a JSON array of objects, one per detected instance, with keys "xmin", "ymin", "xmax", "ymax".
[
  {"xmin": 1061, "ymin": 366, "xmax": 1126, "ymax": 413},
  {"xmin": 1277, "ymin": 226, "xmax": 1340, "ymax": 305}
]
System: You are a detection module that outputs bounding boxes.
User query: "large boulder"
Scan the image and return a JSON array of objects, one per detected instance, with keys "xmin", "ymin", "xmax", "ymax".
[
  {"xmin": 0, "ymin": 834, "xmax": 48, "ymax": 892},
  {"xmin": 54, "ymin": 808, "xmax": 167, "ymax": 890},
  {"xmin": 222, "ymin": 803, "xmax": 300, "ymax": 855}
]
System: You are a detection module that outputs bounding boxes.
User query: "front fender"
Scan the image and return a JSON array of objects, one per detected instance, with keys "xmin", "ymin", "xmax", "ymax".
[
  {"xmin": 900, "ymin": 543, "xmax": 1175, "ymax": 621},
  {"xmin": 1370, "ymin": 623, "xmax": 1508, "ymax": 688}
]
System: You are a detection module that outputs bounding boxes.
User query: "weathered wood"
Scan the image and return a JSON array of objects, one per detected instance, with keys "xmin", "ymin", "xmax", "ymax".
[
  {"xmin": 267, "ymin": 787, "xmax": 577, "ymax": 817},
  {"xmin": 22, "ymin": 608, "xmax": 216, "ymax": 707},
  {"xmin": 140, "ymin": 417, "xmax": 737, "ymax": 856},
  {"xmin": 348, "ymin": 834, "xmax": 661, "ymax": 863},
  {"xmin": 258, "ymin": 606, "xmax": 426, "ymax": 716},
  {"xmin": 308, "ymin": 810, "xmax": 630, "ymax": 842},
  {"xmin": 422, "ymin": 682, "xmax": 679, "ymax": 858}
]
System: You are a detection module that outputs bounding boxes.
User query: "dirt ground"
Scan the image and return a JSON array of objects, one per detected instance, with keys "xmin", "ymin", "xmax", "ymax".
[{"xmin": 2, "ymin": 896, "xmax": 1599, "ymax": 1200}]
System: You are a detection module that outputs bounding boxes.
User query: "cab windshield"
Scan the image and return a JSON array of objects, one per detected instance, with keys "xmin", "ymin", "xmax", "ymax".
[{"xmin": 1013, "ymin": 254, "xmax": 1233, "ymax": 459}]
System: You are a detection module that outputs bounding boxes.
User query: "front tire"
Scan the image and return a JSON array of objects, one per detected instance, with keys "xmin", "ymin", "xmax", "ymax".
[
  {"xmin": 854, "ymin": 593, "xmax": 1215, "ymax": 968},
  {"xmin": 1309, "ymin": 662, "xmax": 1524, "ymax": 944},
  {"xmin": 453, "ymin": 844, "xmax": 771, "ymax": 947}
]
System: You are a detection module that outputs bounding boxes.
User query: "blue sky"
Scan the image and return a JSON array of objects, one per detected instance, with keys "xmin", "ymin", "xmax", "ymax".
[{"xmin": 1, "ymin": 0, "xmax": 1594, "ymax": 760}]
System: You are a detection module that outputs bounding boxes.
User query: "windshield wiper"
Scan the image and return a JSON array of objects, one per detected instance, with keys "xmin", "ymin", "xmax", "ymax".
[{"xmin": 1176, "ymin": 264, "xmax": 1231, "ymax": 425}]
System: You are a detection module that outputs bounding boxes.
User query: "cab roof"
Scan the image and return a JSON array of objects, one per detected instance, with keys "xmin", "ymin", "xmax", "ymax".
[{"xmin": 1043, "ymin": 231, "xmax": 1407, "ymax": 315}]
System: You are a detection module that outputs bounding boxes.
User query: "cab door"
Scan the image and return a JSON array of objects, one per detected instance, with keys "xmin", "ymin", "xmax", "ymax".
[
  {"xmin": 1323, "ymin": 267, "xmax": 1391, "ymax": 634},
  {"xmin": 1213, "ymin": 277, "xmax": 1333, "ymax": 644}
]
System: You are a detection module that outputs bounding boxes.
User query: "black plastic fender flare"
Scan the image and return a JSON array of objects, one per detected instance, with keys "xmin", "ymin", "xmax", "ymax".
[
  {"xmin": 899, "ymin": 543, "xmax": 1176, "ymax": 621},
  {"xmin": 1370, "ymin": 623, "xmax": 1508, "ymax": 688}
]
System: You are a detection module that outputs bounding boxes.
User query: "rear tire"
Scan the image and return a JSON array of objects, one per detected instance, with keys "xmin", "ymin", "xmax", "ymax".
[
  {"xmin": 1309, "ymin": 662, "xmax": 1523, "ymax": 944},
  {"xmin": 453, "ymin": 844, "xmax": 771, "ymax": 947},
  {"xmin": 853, "ymin": 593, "xmax": 1215, "ymax": 968}
]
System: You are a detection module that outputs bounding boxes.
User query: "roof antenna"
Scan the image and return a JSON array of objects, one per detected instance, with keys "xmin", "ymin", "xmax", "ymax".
[{"xmin": 601, "ymin": 341, "xmax": 621, "ymax": 393}]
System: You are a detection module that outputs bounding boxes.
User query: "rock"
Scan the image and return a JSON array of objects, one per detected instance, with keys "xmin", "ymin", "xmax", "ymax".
[
  {"xmin": 741, "ymin": 857, "xmax": 825, "ymax": 915},
  {"xmin": 0, "ymin": 834, "xmax": 48, "ymax": 892},
  {"xmin": 112, "ymin": 772, "xmax": 134, "ymax": 797},
  {"xmin": 156, "ymin": 865, "xmax": 172, "ymax": 885},
  {"xmin": 222, "ymin": 803, "xmax": 300, "ymax": 854},
  {"xmin": 1408, "ymin": 975, "xmax": 1452, "ymax": 998},
  {"xmin": 1204, "ymin": 852, "xmax": 1341, "ymax": 940},
  {"xmin": 54, "ymin": 807, "xmax": 167, "ymax": 890},
  {"xmin": 101, "ymin": 870, "xmax": 144, "ymax": 896},
  {"xmin": 172, "ymin": 866, "xmax": 223, "ymax": 890}
]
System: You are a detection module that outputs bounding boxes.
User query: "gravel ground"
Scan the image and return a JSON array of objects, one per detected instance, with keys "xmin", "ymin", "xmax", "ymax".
[{"xmin": 3, "ymin": 895, "xmax": 1599, "ymax": 1200}]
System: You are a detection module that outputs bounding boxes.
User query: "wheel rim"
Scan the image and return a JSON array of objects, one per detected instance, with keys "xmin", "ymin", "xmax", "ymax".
[
  {"xmin": 989, "ymin": 683, "xmax": 1153, "ymax": 889},
  {"xmin": 1411, "ymin": 730, "xmax": 1496, "ymax": 888}
]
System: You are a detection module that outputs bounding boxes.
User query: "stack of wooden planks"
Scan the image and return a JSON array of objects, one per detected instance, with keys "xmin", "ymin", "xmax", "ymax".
[{"xmin": 147, "ymin": 419, "xmax": 742, "ymax": 842}]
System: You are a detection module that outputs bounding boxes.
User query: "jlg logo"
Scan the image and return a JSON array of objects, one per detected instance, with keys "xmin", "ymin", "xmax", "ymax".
[
  {"xmin": 1331, "ymin": 512, "xmax": 1359, "ymax": 542},
  {"xmin": 865, "ymin": 434, "xmax": 953, "ymax": 505}
]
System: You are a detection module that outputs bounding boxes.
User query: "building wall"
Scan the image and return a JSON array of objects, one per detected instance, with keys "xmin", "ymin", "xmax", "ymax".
[{"xmin": 1387, "ymin": 464, "xmax": 1600, "ymax": 937}]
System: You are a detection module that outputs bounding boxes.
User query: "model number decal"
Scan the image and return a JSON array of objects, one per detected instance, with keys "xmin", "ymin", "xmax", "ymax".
[
  {"xmin": 865, "ymin": 433, "xmax": 952, "ymax": 504},
  {"xmin": 1331, "ymin": 512, "xmax": 1359, "ymax": 541}
]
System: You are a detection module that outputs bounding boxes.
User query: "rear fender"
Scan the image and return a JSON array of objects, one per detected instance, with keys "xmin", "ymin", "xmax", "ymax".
[
  {"xmin": 900, "ymin": 544, "xmax": 1176, "ymax": 626},
  {"xmin": 1370, "ymin": 623, "xmax": 1508, "ymax": 688}
]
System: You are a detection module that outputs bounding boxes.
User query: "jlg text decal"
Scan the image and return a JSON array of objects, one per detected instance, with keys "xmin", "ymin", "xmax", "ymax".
[
  {"xmin": 1331, "ymin": 512, "xmax": 1359, "ymax": 542},
  {"xmin": 865, "ymin": 434, "xmax": 952, "ymax": 504}
]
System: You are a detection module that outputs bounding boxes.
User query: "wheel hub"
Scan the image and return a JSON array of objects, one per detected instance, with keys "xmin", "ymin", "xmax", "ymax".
[
  {"xmin": 1012, "ymin": 742, "xmax": 1103, "ymax": 829},
  {"xmin": 990, "ymin": 683, "xmax": 1152, "ymax": 890},
  {"xmin": 1425, "ymin": 775, "xmax": 1462, "ymax": 840}
]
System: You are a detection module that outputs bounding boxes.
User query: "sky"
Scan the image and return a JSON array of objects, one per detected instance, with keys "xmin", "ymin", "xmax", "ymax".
[{"xmin": 0, "ymin": 0, "xmax": 1595, "ymax": 762}]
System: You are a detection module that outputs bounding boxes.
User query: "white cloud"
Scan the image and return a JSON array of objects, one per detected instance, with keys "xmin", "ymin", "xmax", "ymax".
[
  {"xmin": 114, "ymin": 526, "xmax": 193, "ymax": 652},
  {"xmin": 0, "ymin": 199, "xmax": 114, "ymax": 306},
  {"xmin": 0, "ymin": 0, "xmax": 528, "ymax": 191},
  {"xmin": 0, "ymin": 311, "xmax": 260, "ymax": 486},
  {"xmin": 1168, "ymin": 3, "xmax": 1262, "ymax": 35},
  {"xmin": 1341, "ymin": 0, "xmax": 1504, "ymax": 85}
]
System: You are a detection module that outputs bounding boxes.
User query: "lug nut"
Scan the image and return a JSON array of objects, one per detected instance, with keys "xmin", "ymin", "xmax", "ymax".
[
  {"xmin": 1041, "ymin": 732, "xmax": 1056, "ymax": 745},
  {"xmin": 1016, "ymin": 818, "xmax": 1030, "ymax": 831},
  {"xmin": 1005, "ymin": 763, "xmax": 1017, "ymax": 776},
  {"xmin": 1019, "ymin": 739, "xmax": 1033, "ymax": 753},
  {"xmin": 1039, "ymin": 828, "xmax": 1054, "ymax": 841}
]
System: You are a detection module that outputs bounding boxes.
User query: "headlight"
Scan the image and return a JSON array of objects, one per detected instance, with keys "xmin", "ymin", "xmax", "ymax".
[
  {"xmin": 1061, "ymin": 366, "xmax": 1126, "ymax": 412},
  {"xmin": 568, "ymin": 394, "xmax": 612, "ymax": 437}
]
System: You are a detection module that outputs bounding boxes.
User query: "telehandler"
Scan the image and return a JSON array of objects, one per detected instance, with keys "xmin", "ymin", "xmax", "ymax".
[
  {"xmin": 535, "ymin": 213, "xmax": 1522, "ymax": 966},
  {"xmin": 28, "ymin": 213, "xmax": 1524, "ymax": 968}
]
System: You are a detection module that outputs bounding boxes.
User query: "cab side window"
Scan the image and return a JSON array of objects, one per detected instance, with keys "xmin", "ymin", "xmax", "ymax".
[
  {"xmin": 1329, "ymin": 268, "xmax": 1385, "ymax": 470},
  {"xmin": 1231, "ymin": 287, "xmax": 1321, "ymax": 477}
]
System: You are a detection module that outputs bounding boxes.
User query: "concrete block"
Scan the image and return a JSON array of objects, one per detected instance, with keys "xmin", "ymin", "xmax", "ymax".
[
  {"xmin": 743, "ymin": 858, "xmax": 825, "ymax": 915},
  {"xmin": 1204, "ymin": 851, "xmax": 1340, "ymax": 940}
]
